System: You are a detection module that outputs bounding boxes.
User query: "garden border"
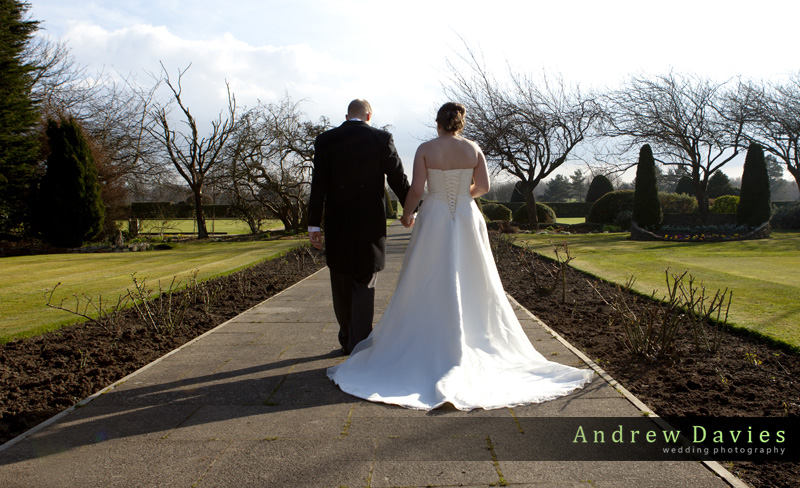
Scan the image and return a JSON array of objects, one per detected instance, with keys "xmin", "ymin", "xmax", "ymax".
[
  {"xmin": 0, "ymin": 266, "xmax": 328, "ymax": 454},
  {"xmin": 630, "ymin": 220, "xmax": 771, "ymax": 241},
  {"xmin": 506, "ymin": 294, "xmax": 749, "ymax": 488}
]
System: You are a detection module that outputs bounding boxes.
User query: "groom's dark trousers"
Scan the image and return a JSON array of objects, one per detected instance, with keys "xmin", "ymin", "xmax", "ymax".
[
  {"xmin": 329, "ymin": 269, "xmax": 377, "ymax": 353},
  {"xmin": 308, "ymin": 120, "xmax": 410, "ymax": 353}
]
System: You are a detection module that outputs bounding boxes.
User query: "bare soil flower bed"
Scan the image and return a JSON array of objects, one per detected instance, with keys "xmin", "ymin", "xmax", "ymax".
[
  {"xmin": 1, "ymin": 231, "xmax": 798, "ymax": 487},
  {"xmin": 0, "ymin": 243, "xmax": 325, "ymax": 446},
  {"xmin": 492, "ymin": 232, "xmax": 799, "ymax": 488}
]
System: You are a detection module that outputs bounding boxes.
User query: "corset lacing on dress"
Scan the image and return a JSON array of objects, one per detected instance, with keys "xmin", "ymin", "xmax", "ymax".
[{"xmin": 427, "ymin": 168, "xmax": 473, "ymax": 219}]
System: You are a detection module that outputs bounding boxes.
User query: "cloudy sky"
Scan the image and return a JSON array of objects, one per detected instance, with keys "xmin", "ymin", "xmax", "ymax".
[{"xmin": 28, "ymin": 0, "xmax": 799, "ymax": 179}]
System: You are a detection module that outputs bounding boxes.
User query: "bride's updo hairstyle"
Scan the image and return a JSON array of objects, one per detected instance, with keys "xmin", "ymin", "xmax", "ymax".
[{"xmin": 436, "ymin": 102, "xmax": 466, "ymax": 134}]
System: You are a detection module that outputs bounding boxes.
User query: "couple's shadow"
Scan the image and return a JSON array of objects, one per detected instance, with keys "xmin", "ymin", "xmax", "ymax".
[{"xmin": 0, "ymin": 350, "xmax": 349, "ymax": 465}]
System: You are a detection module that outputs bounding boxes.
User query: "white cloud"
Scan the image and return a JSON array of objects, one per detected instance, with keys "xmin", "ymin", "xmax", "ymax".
[{"xmin": 29, "ymin": 0, "xmax": 800, "ymax": 180}]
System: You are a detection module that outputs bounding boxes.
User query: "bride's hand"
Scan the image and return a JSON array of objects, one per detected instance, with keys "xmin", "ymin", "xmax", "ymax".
[{"xmin": 401, "ymin": 213, "xmax": 416, "ymax": 228}]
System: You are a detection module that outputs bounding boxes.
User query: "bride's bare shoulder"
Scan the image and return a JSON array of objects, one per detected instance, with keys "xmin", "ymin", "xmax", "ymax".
[
  {"xmin": 462, "ymin": 137, "xmax": 482, "ymax": 151},
  {"xmin": 415, "ymin": 138, "xmax": 439, "ymax": 155}
]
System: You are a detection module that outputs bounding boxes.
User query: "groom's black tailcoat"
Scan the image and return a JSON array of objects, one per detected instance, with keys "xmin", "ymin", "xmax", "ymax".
[{"xmin": 308, "ymin": 120, "xmax": 410, "ymax": 276}]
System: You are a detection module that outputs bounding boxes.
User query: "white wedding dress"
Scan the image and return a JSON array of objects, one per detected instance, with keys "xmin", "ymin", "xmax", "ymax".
[{"xmin": 327, "ymin": 168, "xmax": 593, "ymax": 410}]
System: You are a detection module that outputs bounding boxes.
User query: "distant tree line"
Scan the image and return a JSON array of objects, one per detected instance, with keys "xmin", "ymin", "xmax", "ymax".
[{"xmin": 2, "ymin": 1, "xmax": 799, "ymax": 244}]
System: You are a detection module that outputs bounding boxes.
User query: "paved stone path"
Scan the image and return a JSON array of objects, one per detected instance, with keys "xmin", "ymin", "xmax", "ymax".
[{"xmin": 0, "ymin": 224, "xmax": 743, "ymax": 487}]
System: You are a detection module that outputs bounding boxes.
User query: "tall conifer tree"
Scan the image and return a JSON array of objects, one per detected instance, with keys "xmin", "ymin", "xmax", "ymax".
[
  {"xmin": 38, "ymin": 118, "xmax": 105, "ymax": 247},
  {"xmin": 0, "ymin": 0, "xmax": 40, "ymax": 234},
  {"xmin": 632, "ymin": 144, "xmax": 662, "ymax": 229},
  {"xmin": 737, "ymin": 143, "xmax": 771, "ymax": 227}
]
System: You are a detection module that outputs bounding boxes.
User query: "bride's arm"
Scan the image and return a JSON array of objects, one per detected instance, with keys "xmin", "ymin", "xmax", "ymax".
[
  {"xmin": 470, "ymin": 150, "xmax": 490, "ymax": 198},
  {"xmin": 401, "ymin": 146, "xmax": 427, "ymax": 222}
]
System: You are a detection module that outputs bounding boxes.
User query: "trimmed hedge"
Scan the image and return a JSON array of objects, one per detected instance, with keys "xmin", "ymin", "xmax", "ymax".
[
  {"xmin": 658, "ymin": 192, "xmax": 698, "ymax": 214},
  {"xmin": 711, "ymin": 195, "xmax": 740, "ymax": 214},
  {"xmin": 130, "ymin": 202, "xmax": 173, "ymax": 218},
  {"xmin": 482, "ymin": 203, "xmax": 512, "ymax": 221},
  {"xmin": 770, "ymin": 201, "xmax": 800, "ymax": 229},
  {"xmin": 587, "ymin": 190, "xmax": 635, "ymax": 224},
  {"xmin": 512, "ymin": 202, "xmax": 557, "ymax": 225}
]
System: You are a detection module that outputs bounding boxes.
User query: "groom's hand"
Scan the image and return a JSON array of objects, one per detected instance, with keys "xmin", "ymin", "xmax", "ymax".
[
  {"xmin": 401, "ymin": 213, "xmax": 416, "ymax": 228},
  {"xmin": 309, "ymin": 230, "xmax": 324, "ymax": 250}
]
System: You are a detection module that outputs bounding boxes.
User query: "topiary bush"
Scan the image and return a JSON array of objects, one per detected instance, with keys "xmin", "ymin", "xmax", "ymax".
[
  {"xmin": 482, "ymin": 203, "xmax": 512, "ymax": 221},
  {"xmin": 587, "ymin": 190, "xmax": 635, "ymax": 224},
  {"xmin": 711, "ymin": 195, "xmax": 740, "ymax": 214},
  {"xmin": 632, "ymin": 144, "xmax": 662, "ymax": 229},
  {"xmin": 512, "ymin": 202, "xmax": 557, "ymax": 225},
  {"xmin": 737, "ymin": 143, "xmax": 771, "ymax": 227},
  {"xmin": 586, "ymin": 175, "xmax": 615, "ymax": 203},
  {"xmin": 770, "ymin": 202, "xmax": 800, "ymax": 229},
  {"xmin": 658, "ymin": 192, "xmax": 698, "ymax": 214},
  {"xmin": 675, "ymin": 175, "xmax": 694, "ymax": 196}
]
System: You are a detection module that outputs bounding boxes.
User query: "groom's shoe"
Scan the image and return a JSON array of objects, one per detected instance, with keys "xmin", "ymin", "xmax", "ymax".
[{"xmin": 339, "ymin": 347, "xmax": 350, "ymax": 356}]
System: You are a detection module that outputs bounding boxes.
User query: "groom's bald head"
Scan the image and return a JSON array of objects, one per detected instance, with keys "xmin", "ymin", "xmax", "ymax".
[{"xmin": 347, "ymin": 99, "xmax": 373, "ymax": 123}]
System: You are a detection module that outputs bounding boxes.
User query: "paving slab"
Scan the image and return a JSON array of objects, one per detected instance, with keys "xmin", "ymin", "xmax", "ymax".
[{"xmin": 0, "ymin": 223, "xmax": 742, "ymax": 487}]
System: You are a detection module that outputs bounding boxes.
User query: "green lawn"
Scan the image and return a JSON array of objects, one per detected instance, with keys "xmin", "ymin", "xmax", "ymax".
[
  {"xmin": 514, "ymin": 230, "xmax": 800, "ymax": 349},
  {"xmin": 122, "ymin": 219, "xmax": 284, "ymax": 235},
  {"xmin": 0, "ymin": 238, "xmax": 306, "ymax": 342},
  {"xmin": 557, "ymin": 217, "xmax": 585, "ymax": 225}
]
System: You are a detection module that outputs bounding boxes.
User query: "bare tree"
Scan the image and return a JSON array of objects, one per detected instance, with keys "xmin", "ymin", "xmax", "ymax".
[
  {"xmin": 603, "ymin": 72, "xmax": 752, "ymax": 212},
  {"xmin": 223, "ymin": 96, "xmax": 330, "ymax": 233},
  {"xmin": 445, "ymin": 48, "xmax": 602, "ymax": 229},
  {"xmin": 26, "ymin": 36, "xmax": 166, "ymax": 196},
  {"xmin": 25, "ymin": 36, "xmax": 100, "ymax": 120},
  {"xmin": 742, "ymin": 75, "xmax": 800, "ymax": 195},
  {"xmin": 149, "ymin": 64, "xmax": 237, "ymax": 238}
]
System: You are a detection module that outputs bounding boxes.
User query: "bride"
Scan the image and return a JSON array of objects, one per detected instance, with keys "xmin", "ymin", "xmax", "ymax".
[{"xmin": 326, "ymin": 102, "xmax": 593, "ymax": 410}]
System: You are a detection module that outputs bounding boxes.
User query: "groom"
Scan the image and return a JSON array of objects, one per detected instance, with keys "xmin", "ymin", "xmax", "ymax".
[{"xmin": 308, "ymin": 99, "xmax": 411, "ymax": 354}]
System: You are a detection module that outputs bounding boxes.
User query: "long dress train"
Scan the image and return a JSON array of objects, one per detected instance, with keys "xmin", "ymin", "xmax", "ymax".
[{"xmin": 326, "ymin": 168, "xmax": 593, "ymax": 410}]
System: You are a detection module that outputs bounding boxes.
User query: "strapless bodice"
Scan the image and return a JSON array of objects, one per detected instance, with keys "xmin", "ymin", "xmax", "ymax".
[{"xmin": 426, "ymin": 168, "xmax": 474, "ymax": 216}]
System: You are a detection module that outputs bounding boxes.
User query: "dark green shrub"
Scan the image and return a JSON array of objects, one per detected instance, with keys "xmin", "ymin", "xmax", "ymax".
[
  {"xmin": 510, "ymin": 181, "xmax": 526, "ymax": 202},
  {"xmin": 632, "ymin": 144, "xmax": 662, "ymax": 229},
  {"xmin": 37, "ymin": 118, "xmax": 105, "ymax": 247},
  {"xmin": 675, "ymin": 175, "xmax": 694, "ymax": 196},
  {"xmin": 711, "ymin": 195, "xmax": 740, "ymax": 214},
  {"xmin": 771, "ymin": 202, "xmax": 800, "ymax": 229},
  {"xmin": 737, "ymin": 143, "xmax": 771, "ymax": 227},
  {"xmin": 587, "ymin": 190, "xmax": 635, "ymax": 224},
  {"xmin": 614, "ymin": 210, "xmax": 633, "ymax": 231},
  {"xmin": 658, "ymin": 192, "xmax": 698, "ymax": 214},
  {"xmin": 586, "ymin": 175, "xmax": 615, "ymax": 203},
  {"xmin": 483, "ymin": 203, "xmax": 512, "ymax": 221},
  {"xmin": 707, "ymin": 171, "xmax": 737, "ymax": 198},
  {"xmin": 512, "ymin": 202, "xmax": 557, "ymax": 225}
]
